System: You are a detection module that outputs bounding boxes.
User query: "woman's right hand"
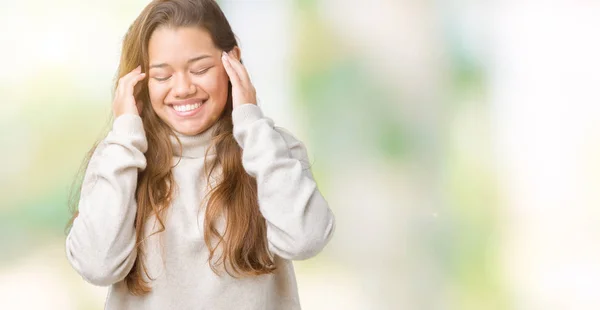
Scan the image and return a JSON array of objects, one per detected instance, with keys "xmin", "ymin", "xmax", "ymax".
[{"xmin": 113, "ymin": 66, "xmax": 146, "ymax": 118}]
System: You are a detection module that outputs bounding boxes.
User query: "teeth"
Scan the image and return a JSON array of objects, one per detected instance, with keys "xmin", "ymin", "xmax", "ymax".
[{"xmin": 173, "ymin": 103, "xmax": 201, "ymax": 112}]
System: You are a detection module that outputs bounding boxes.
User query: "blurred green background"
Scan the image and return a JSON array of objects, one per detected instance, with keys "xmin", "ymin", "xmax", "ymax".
[{"xmin": 2, "ymin": 1, "xmax": 600, "ymax": 309}]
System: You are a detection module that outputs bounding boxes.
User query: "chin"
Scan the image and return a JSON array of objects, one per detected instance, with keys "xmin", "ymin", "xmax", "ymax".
[{"xmin": 171, "ymin": 124, "xmax": 208, "ymax": 136}]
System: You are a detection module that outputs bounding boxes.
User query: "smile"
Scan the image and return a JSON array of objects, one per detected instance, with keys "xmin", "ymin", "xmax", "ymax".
[
  {"xmin": 168, "ymin": 100, "xmax": 206, "ymax": 117},
  {"xmin": 172, "ymin": 103, "xmax": 202, "ymax": 112}
]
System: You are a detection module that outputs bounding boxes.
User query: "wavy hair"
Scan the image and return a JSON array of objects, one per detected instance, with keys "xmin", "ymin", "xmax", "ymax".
[{"xmin": 67, "ymin": 0, "xmax": 275, "ymax": 295}]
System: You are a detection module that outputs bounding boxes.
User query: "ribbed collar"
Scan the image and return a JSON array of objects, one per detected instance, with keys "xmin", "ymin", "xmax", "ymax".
[{"xmin": 169, "ymin": 123, "xmax": 219, "ymax": 158}]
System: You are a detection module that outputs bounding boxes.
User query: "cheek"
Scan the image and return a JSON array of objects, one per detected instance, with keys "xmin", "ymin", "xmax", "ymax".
[
  {"xmin": 197, "ymin": 69, "xmax": 229, "ymax": 98},
  {"xmin": 148, "ymin": 82, "xmax": 168, "ymax": 106}
]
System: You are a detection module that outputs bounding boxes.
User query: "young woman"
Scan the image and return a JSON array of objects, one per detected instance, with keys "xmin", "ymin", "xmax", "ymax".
[{"xmin": 65, "ymin": 0, "xmax": 335, "ymax": 308}]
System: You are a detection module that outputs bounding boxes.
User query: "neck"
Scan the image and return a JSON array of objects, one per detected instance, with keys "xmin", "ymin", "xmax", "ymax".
[{"xmin": 169, "ymin": 124, "xmax": 219, "ymax": 158}]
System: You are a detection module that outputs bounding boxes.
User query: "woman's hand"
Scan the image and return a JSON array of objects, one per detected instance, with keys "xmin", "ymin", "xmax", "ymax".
[
  {"xmin": 221, "ymin": 51, "xmax": 257, "ymax": 110},
  {"xmin": 113, "ymin": 66, "xmax": 146, "ymax": 118}
]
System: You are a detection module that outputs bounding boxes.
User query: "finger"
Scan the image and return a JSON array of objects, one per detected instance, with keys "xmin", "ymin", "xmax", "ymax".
[
  {"xmin": 222, "ymin": 52, "xmax": 242, "ymax": 87},
  {"xmin": 132, "ymin": 70, "xmax": 146, "ymax": 97},
  {"xmin": 122, "ymin": 66, "xmax": 142, "ymax": 81},
  {"xmin": 124, "ymin": 72, "xmax": 146, "ymax": 98},
  {"xmin": 225, "ymin": 51, "xmax": 251, "ymax": 85},
  {"xmin": 116, "ymin": 66, "xmax": 142, "ymax": 95}
]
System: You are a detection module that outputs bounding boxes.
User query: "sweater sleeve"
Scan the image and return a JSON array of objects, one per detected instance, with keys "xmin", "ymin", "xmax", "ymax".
[
  {"xmin": 232, "ymin": 104, "xmax": 336, "ymax": 260},
  {"xmin": 65, "ymin": 114, "xmax": 147, "ymax": 286}
]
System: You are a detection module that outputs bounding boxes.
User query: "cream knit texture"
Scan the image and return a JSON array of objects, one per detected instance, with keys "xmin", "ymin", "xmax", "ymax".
[{"xmin": 65, "ymin": 104, "xmax": 335, "ymax": 310}]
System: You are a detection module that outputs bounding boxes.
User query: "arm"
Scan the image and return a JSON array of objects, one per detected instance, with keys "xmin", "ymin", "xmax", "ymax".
[
  {"xmin": 232, "ymin": 104, "xmax": 336, "ymax": 260},
  {"xmin": 65, "ymin": 114, "xmax": 147, "ymax": 286}
]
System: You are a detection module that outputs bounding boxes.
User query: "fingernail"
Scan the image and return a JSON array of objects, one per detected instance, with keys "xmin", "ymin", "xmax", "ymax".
[{"xmin": 222, "ymin": 51, "xmax": 228, "ymax": 58}]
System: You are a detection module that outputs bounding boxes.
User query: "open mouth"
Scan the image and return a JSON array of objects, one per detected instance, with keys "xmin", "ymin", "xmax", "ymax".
[
  {"xmin": 168, "ymin": 101, "xmax": 206, "ymax": 116},
  {"xmin": 171, "ymin": 102, "xmax": 203, "ymax": 112}
]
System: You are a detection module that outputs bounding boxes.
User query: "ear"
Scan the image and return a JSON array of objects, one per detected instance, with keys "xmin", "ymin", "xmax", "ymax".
[{"xmin": 229, "ymin": 46, "xmax": 242, "ymax": 61}]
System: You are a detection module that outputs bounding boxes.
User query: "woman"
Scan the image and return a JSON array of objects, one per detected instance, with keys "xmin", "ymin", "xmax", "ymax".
[{"xmin": 65, "ymin": 0, "xmax": 335, "ymax": 309}]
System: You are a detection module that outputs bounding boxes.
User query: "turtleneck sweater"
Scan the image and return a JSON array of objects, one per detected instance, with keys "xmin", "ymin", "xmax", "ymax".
[{"xmin": 65, "ymin": 104, "xmax": 335, "ymax": 310}]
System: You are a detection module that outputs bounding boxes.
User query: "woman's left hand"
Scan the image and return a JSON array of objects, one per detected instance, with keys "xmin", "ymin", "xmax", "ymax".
[{"xmin": 222, "ymin": 51, "xmax": 257, "ymax": 110}]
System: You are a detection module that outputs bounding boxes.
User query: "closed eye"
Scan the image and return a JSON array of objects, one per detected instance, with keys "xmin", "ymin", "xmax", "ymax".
[
  {"xmin": 153, "ymin": 76, "xmax": 171, "ymax": 82},
  {"xmin": 191, "ymin": 67, "xmax": 211, "ymax": 75}
]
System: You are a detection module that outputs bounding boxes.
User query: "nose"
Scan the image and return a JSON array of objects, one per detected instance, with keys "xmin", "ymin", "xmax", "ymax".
[{"xmin": 173, "ymin": 73, "xmax": 197, "ymax": 99}]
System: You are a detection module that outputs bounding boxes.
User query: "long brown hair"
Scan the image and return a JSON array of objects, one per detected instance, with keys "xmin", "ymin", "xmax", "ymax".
[{"xmin": 67, "ymin": 0, "xmax": 275, "ymax": 295}]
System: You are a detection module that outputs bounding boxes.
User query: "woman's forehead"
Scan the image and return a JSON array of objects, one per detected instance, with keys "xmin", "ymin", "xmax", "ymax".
[{"xmin": 148, "ymin": 26, "xmax": 217, "ymax": 63}]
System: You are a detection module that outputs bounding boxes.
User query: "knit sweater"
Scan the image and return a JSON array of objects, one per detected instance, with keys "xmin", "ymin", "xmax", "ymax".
[{"xmin": 65, "ymin": 104, "xmax": 335, "ymax": 310}]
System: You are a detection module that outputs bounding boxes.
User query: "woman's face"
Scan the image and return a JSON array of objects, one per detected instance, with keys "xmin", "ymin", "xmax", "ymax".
[{"xmin": 147, "ymin": 26, "xmax": 230, "ymax": 136}]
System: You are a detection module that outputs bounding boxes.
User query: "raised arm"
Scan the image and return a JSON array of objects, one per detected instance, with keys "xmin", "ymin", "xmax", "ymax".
[
  {"xmin": 232, "ymin": 104, "xmax": 335, "ymax": 260},
  {"xmin": 66, "ymin": 114, "xmax": 147, "ymax": 286}
]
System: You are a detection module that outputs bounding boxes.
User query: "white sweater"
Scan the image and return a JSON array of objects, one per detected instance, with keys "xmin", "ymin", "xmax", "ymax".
[{"xmin": 65, "ymin": 104, "xmax": 335, "ymax": 310}]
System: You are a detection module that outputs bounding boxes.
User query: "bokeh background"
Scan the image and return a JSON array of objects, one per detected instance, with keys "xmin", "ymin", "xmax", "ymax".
[{"xmin": 1, "ymin": 0, "xmax": 600, "ymax": 309}]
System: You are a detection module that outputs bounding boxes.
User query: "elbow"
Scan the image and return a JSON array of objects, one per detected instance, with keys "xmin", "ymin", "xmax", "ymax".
[
  {"xmin": 270, "ymin": 211, "xmax": 336, "ymax": 260},
  {"xmin": 297, "ymin": 215, "xmax": 336, "ymax": 260},
  {"xmin": 77, "ymin": 256, "xmax": 135, "ymax": 286},
  {"xmin": 290, "ymin": 235, "xmax": 333, "ymax": 261},
  {"xmin": 66, "ymin": 235, "xmax": 137, "ymax": 286}
]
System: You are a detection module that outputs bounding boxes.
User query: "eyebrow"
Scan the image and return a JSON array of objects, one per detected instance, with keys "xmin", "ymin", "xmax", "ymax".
[{"xmin": 149, "ymin": 55, "xmax": 212, "ymax": 69}]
